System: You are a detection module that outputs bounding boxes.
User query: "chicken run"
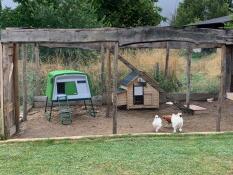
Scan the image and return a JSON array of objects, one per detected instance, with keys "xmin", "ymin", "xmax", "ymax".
[
  {"xmin": 12, "ymin": 99, "xmax": 233, "ymax": 139},
  {"xmin": 1, "ymin": 22, "xmax": 233, "ymax": 139}
]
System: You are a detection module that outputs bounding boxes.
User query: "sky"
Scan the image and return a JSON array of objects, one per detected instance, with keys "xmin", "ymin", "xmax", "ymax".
[
  {"xmin": 2, "ymin": 0, "xmax": 181, "ymax": 25},
  {"xmin": 157, "ymin": 0, "xmax": 181, "ymax": 25},
  {"xmin": 2, "ymin": 0, "xmax": 17, "ymax": 8}
]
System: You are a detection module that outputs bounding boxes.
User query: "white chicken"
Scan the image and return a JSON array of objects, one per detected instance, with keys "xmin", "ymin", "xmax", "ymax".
[
  {"xmin": 152, "ymin": 115, "xmax": 162, "ymax": 132},
  {"xmin": 171, "ymin": 113, "xmax": 183, "ymax": 133}
]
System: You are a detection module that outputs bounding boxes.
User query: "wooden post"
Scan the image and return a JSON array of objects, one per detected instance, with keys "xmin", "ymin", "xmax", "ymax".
[
  {"xmin": 155, "ymin": 63, "xmax": 160, "ymax": 79},
  {"xmin": 0, "ymin": 43, "xmax": 4, "ymax": 137},
  {"xmin": 225, "ymin": 46, "xmax": 232, "ymax": 92},
  {"xmin": 164, "ymin": 42, "xmax": 170, "ymax": 77},
  {"xmin": 105, "ymin": 45, "xmax": 112, "ymax": 117},
  {"xmin": 2, "ymin": 44, "xmax": 10, "ymax": 137},
  {"xmin": 0, "ymin": 43, "xmax": 16, "ymax": 138},
  {"xmin": 186, "ymin": 47, "xmax": 192, "ymax": 109},
  {"xmin": 100, "ymin": 44, "xmax": 105, "ymax": 97},
  {"xmin": 22, "ymin": 44, "xmax": 28, "ymax": 121},
  {"xmin": 34, "ymin": 43, "xmax": 40, "ymax": 95},
  {"xmin": 216, "ymin": 45, "xmax": 226, "ymax": 132},
  {"xmin": 112, "ymin": 42, "xmax": 119, "ymax": 134},
  {"xmin": 12, "ymin": 43, "xmax": 20, "ymax": 132}
]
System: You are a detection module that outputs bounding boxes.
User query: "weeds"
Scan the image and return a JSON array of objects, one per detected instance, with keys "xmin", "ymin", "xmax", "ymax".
[{"xmin": 18, "ymin": 48, "xmax": 221, "ymax": 107}]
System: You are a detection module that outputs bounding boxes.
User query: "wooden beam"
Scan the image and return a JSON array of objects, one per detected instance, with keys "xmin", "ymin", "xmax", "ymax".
[
  {"xmin": 35, "ymin": 44, "xmax": 40, "ymax": 68},
  {"xmin": 1, "ymin": 27, "xmax": 230, "ymax": 45},
  {"xmin": 105, "ymin": 46, "xmax": 112, "ymax": 117},
  {"xmin": 118, "ymin": 55, "xmax": 138, "ymax": 71},
  {"xmin": 216, "ymin": 45, "xmax": 227, "ymax": 132},
  {"xmin": 2, "ymin": 44, "xmax": 10, "ymax": 137},
  {"xmin": 124, "ymin": 42, "xmax": 222, "ymax": 49},
  {"xmin": 39, "ymin": 41, "xmax": 222, "ymax": 50},
  {"xmin": 0, "ymin": 43, "xmax": 5, "ymax": 137},
  {"xmin": 22, "ymin": 44, "xmax": 28, "ymax": 121},
  {"xmin": 112, "ymin": 42, "xmax": 119, "ymax": 134},
  {"xmin": 12, "ymin": 43, "xmax": 20, "ymax": 133},
  {"xmin": 34, "ymin": 43, "xmax": 41, "ymax": 96},
  {"xmin": 225, "ymin": 45, "xmax": 233, "ymax": 92},
  {"xmin": 164, "ymin": 42, "xmax": 170, "ymax": 77},
  {"xmin": 118, "ymin": 54, "xmax": 164, "ymax": 92},
  {"xmin": 40, "ymin": 43, "xmax": 102, "ymax": 51},
  {"xmin": 186, "ymin": 47, "xmax": 192, "ymax": 109},
  {"xmin": 1, "ymin": 43, "xmax": 16, "ymax": 138},
  {"xmin": 0, "ymin": 43, "xmax": 19, "ymax": 138},
  {"xmin": 100, "ymin": 44, "xmax": 106, "ymax": 97}
]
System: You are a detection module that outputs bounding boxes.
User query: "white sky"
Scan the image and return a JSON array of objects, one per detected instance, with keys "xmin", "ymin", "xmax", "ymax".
[
  {"xmin": 157, "ymin": 0, "xmax": 181, "ymax": 25},
  {"xmin": 2, "ymin": 0, "xmax": 17, "ymax": 8}
]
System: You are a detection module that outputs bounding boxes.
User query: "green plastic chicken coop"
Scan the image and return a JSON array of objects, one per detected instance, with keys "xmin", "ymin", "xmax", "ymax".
[{"xmin": 44, "ymin": 70, "xmax": 96, "ymax": 122}]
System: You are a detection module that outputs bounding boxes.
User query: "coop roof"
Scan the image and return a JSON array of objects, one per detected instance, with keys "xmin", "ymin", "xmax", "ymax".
[
  {"xmin": 117, "ymin": 88, "xmax": 126, "ymax": 94},
  {"xmin": 46, "ymin": 70, "xmax": 90, "ymax": 101},
  {"xmin": 120, "ymin": 71, "xmax": 139, "ymax": 86},
  {"xmin": 119, "ymin": 70, "xmax": 164, "ymax": 93},
  {"xmin": 187, "ymin": 16, "xmax": 232, "ymax": 28},
  {"xmin": 48, "ymin": 70, "xmax": 86, "ymax": 78}
]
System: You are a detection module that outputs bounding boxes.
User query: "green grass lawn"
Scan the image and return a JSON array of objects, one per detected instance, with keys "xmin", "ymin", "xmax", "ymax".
[{"xmin": 0, "ymin": 134, "xmax": 233, "ymax": 175}]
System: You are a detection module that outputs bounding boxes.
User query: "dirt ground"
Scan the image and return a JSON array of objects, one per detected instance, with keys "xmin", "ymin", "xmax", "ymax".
[{"xmin": 14, "ymin": 100, "xmax": 233, "ymax": 139}]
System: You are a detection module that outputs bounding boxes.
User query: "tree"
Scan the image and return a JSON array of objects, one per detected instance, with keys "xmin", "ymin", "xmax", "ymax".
[
  {"xmin": 0, "ymin": 0, "xmax": 104, "ymax": 64},
  {"xmin": 227, "ymin": 0, "xmax": 233, "ymax": 8},
  {"xmin": 1, "ymin": 0, "xmax": 103, "ymax": 29},
  {"xmin": 92, "ymin": 0, "xmax": 164, "ymax": 27},
  {"xmin": 172, "ymin": 0, "xmax": 230, "ymax": 27}
]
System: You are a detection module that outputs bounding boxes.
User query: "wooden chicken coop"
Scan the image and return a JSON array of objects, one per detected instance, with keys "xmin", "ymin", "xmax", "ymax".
[{"xmin": 117, "ymin": 70, "xmax": 161, "ymax": 109}]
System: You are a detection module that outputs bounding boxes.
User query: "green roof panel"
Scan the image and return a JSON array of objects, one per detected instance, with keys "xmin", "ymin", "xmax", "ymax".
[{"xmin": 45, "ymin": 70, "xmax": 92, "ymax": 101}]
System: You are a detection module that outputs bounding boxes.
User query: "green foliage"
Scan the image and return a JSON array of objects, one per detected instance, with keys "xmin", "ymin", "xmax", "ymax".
[
  {"xmin": 92, "ymin": 0, "xmax": 164, "ymax": 27},
  {"xmin": 180, "ymin": 72, "xmax": 219, "ymax": 93},
  {"xmin": 224, "ymin": 14, "xmax": 233, "ymax": 28},
  {"xmin": 88, "ymin": 72, "xmax": 101, "ymax": 96},
  {"xmin": 191, "ymin": 49, "xmax": 216, "ymax": 60},
  {"xmin": 1, "ymin": 0, "xmax": 164, "ymax": 29},
  {"xmin": 172, "ymin": 0, "xmax": 230, "ymax": 27},
  {"xmin": 228, "ymin": 0, "xmax": 233, "ymax": 7},
  {"xmin": 40, "ymin": 48, "xmax": 98, "ymax": 65},
  {"xmin": 1, "ymin": 0, "xmax": 103, "ymax": 29},
  {"xmin": 154, "ymin": 70, "xmax": 182, "ymax": 92},
  {"xmin": 0, "ymin": 134, "xmax": 233, "ymax": 174},
  {"xmin": 179, "ymin": 49, "xmax": 217, "ymax": 60}
]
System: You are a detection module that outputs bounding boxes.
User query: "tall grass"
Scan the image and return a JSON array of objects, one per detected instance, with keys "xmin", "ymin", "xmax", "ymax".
[{"xmin": 19, "ymin": 48, "xmax": 221, "ymax": 105}]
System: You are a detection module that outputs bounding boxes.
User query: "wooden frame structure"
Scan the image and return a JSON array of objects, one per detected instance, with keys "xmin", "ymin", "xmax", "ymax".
[{"xmin": 1, "ymin": 26, "xmax": 233, "ymax": 138}]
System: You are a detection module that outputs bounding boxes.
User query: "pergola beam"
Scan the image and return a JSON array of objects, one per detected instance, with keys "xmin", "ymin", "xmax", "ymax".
[
  {"xmin": 125, "ymin": 42, "xmax": 223, "ymax": 49},
  {"xmin": 1, "ymin": 27, "xmax": 232, "ymax": 46},
  {"xmin": 39, "ymin": 41, "xmax": 223, "ymax": 50}
]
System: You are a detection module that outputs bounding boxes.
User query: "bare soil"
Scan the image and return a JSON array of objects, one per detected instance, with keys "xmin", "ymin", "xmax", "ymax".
[{"xmin": 14, "ymin": 100, "xmax": 233, "ymax": 139}]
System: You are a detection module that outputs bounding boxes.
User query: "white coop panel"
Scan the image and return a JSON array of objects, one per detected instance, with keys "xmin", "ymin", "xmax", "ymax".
[{"xmin": 52, "ymin": 74, "xmax": 91, "ymax": 101}]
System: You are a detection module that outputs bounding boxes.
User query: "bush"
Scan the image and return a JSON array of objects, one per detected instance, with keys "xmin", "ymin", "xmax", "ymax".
[
  {"xmin": 153, "ymin": 70, "xmax": 182, "ymax": 92},
  {"xmin": 179, "ymin": 48, "xmax": 217, "ymax": 60},
  {"xmin": 180, "ymin": 72, "xmax": 219, "ymax": 93}
]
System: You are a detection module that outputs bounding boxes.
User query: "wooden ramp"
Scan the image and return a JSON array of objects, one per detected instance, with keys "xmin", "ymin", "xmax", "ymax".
[
  {"xmin": 184, "ymin": 104, "xmax": 207, "ymax": 111},
  {"xmin": 226, "ymin": 93, "xmax": 233, "ymax": 100},
  {"xmin": 183, "ymin": 104, "xmax": 207, "ymax": 114},
  {"xmin": 173, "ymin": 102, "xmax": 194, "ymax": 114}
]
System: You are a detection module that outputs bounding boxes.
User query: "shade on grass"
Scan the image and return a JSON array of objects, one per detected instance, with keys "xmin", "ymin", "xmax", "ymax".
[{"xmin": 0, "ymin": 134, "xmax": 233, "ymax": 175}]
